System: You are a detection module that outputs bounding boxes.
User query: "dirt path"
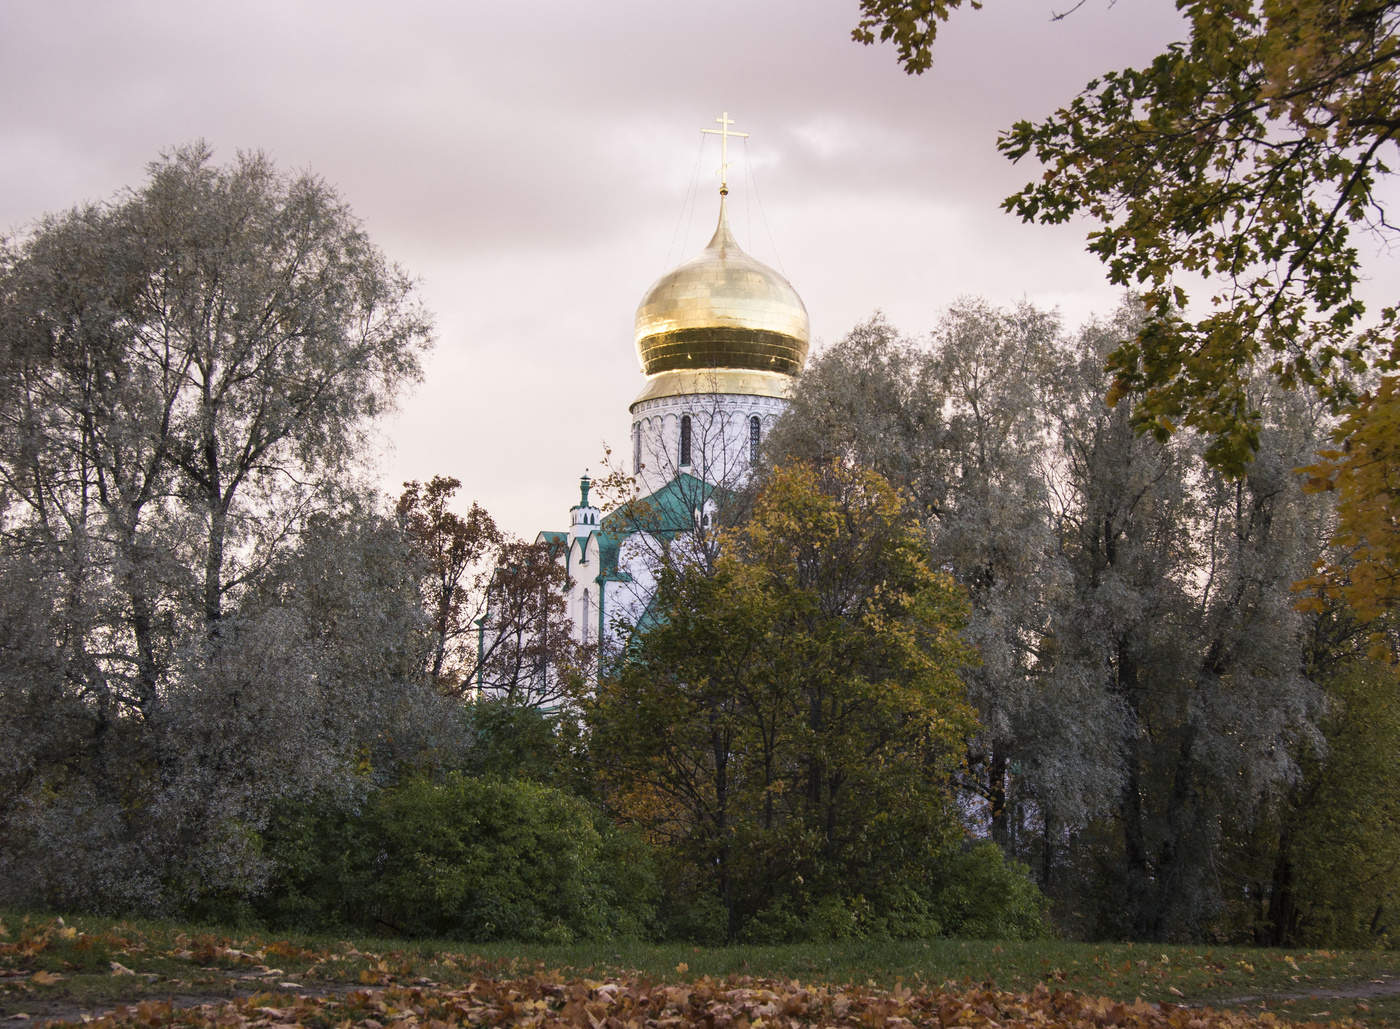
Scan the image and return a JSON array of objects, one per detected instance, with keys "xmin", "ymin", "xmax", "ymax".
[
  {"xmin": 4, "ymin": 980, "xmax": 370, "ymax": 1026},
  {"xmin": 1206, "ymin": 974, "xmax": 1400, "ymax": 1006}
]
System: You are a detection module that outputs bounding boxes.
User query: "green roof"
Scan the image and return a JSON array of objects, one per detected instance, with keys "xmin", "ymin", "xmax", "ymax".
[
  {"xmin": 536, "ymin": 530, "xmax": 568, "ymax": 559},
  {"xmin": 600, "ymin": 473, "xmax": 728, "ymax": 541},
  {"xmin": 531, "ymin": 474, "xmax": 733, "ymax": 583}
]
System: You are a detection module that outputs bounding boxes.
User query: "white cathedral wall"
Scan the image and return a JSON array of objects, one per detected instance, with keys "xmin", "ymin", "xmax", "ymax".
[
  {"xmin": 563, "ymin": 533, "xmax": 596, "ymax": 646},
  {"xmin": 607, "ymin": 531, "xmax": 659, "ymax": 643},
  {"xmin": 557, "ymin": 528, "xmax": 656, "ymax": 651},
  {"xmin": 506, "ymin": 388, "xmax": 793, "ymax": 681},
  {"xmin": 629, "ymin": 391, "xmax": 787, "ymax": 494}
]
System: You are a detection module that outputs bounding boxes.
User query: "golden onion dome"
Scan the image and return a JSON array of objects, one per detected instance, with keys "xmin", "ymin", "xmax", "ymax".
[{"xmin": 633, "ymin": 196, "xmax": 809, "ymax": 402}]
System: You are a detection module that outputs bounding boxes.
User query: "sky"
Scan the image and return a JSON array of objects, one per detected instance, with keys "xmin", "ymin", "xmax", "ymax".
[{"xmin": 0, "ymin": 0, "xmax": 1197, "ymax": 538}]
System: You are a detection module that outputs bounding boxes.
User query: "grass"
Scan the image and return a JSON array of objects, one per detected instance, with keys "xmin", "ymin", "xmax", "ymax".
[{"xmin": 2, "ymin": 912, "xmax": 1397, "ymax": 1026}]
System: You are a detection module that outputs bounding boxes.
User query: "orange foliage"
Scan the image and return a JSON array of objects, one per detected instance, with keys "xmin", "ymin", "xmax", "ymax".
[{"xmin": 1301, "ymin": 374, "xmax": 1400, "ymax": 660}]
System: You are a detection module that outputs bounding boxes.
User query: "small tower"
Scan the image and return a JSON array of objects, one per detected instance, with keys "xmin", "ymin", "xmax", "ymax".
[{"xmin": 569, "ymin": 472, "xmax": 600, "ymax": 542}]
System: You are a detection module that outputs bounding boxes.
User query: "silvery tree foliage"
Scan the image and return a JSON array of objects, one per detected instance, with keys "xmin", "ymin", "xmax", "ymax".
[
  {"xmin": 767, "ymin": 299, "xmax": 1336, "ymax": 939},
  {"xmin": 766, "ymin": 305, "xmax": 1090, "ymax": 849},
  {"xmin": 1043, "ymin": 309, "xmax": 1332, "ymax": 937},
  {"xmin": 0, "ymin": 145, "xmax": 451, "ymax": 913}
]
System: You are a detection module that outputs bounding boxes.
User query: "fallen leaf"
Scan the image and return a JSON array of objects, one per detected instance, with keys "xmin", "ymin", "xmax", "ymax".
[
  {"xmin": 29, "ymin": 971, "xmax": 61, "ymax": 986},
  {"xmin": 110, "ymin": 961, "xmax": 136, "ymax": 976}
]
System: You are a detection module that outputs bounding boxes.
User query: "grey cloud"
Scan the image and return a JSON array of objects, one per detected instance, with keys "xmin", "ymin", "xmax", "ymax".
[{"xmin": 1, "ymin": 0, "xmax": 1192, "ymax": 536}]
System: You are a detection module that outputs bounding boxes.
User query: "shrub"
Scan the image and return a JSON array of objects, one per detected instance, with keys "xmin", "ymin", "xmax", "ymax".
[
  {"xmin": 462, "ymin": 700, "xmax": 584, "ymax": 791},
  {"xmin": 259, "ymin": 774, "xmax": 656, "ymax": 941},
  {"xmin": 716, "ymin": 841, "xmax": 1046, "ymax": 943},
  {"xmin": 927, "ymin": 842, "xmax": 1048, "ymax": 940}
]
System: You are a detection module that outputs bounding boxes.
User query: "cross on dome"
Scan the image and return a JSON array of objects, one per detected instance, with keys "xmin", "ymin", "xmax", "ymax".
[{"xmin": 701, "ymin": 111, "xmax": 749, "ymax": 196}]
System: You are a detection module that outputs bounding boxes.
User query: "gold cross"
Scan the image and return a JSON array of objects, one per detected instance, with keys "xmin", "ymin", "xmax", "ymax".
[{"xmin": 701, "ymin": 111, "xmax": 749, "ymax": 195}]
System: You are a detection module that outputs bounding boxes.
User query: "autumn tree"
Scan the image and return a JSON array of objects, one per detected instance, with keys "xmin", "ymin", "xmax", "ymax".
[
  {"xmin": 767, "ymin": 302, "xmax": 1344, "ymax": 939},
  {"xmin": 586, "ymin": 461, "xmax": 1035, "ymax": 942},
  {"xmin": 1257, "ymin": 658, "xmax": 1400, "ymax": 945},
  {"xmin": 476, "ymin": 536, "xmax": 590, "ymax": 706},
  {"xmin": 1303, "ymin": 383, "xmax": 1400, "ymax": 654},
  {"xmin": 1039, "ymin": 310, "xmax": 1331, "ymax": 938},
  {"xmin": 0, "ymin": 142, "xmax": 430, "ymax": 700},
  {"xmin": 397, "ymin": 475, "xmax": 587, "ymax": 706},
  {"xmin": 765, "ymin": 306, "xmax": 1101, "ymax": 857},
  {"xmin": 853, "ymin": 0, "xmax": 1400, "ymax": 621},
  {"xmin": 397, "ymin": 476, "xmax": 502, "ymax": 687}
]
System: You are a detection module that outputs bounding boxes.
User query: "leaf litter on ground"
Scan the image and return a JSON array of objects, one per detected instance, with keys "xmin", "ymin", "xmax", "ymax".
[
  {"xmin": 3, "ymin": 915, "xmax": 1397, "ymax": 1028},
  {"xmin": 10, "ymin": 975, "xmax": 1377, "ymax": 1029}
]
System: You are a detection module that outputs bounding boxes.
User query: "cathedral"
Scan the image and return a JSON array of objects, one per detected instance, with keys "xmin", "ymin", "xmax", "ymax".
[{"xmin": 484, "ymin": 116, "xmax": 811, "ymax": 675}]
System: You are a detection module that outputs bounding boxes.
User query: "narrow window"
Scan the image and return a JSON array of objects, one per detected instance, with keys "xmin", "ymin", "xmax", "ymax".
[
  {"xmin": 581, "ymin": 589, "xmax": 591, "ymax": 642},
  {"xmin": 632, "ymin": 422, "xmax": 641, "ymax": 474},
  {"xmin": 749, "ymin": 415, "xmax": 761, "ymax": 464},
  {"xmin": 680, "ymin": 414, "xmax": 692, "ymax": 467}
]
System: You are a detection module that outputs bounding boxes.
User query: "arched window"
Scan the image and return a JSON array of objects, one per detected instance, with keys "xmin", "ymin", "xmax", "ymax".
[
  {"xmin": 632, "ymin": 422, "xmax": 641, "ymax": 474},
  {"xmin": 581, "ymin": 589, "xmax": 591, "ymax": 642},
  {"xmin": 679, "ymin": 414, "xmax": 692, "ymax": 467},
  {"xmin": 749, "ymin": 415, "xmax": 761, "ymax": 464}
]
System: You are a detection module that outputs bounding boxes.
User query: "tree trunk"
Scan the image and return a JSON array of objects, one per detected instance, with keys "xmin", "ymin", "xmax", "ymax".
[
  {"xmin": 1265, "ymin": 822, "xmax": 1299, "ymax": 945},
  {"xmin": 204, "ymin": 503, "xmax": 227, "ymax": 632},
  {"xmin": 1150, "ymin": 724, "xmax": 1198, "ymax": 939},
  {"xmin": 711, "ymin": 718, "xmax": 735, "ymax": 940},
  {"xmin": 989, "ymin": 745, "xmax": 1009, "ymax": 849},
  {"xmin": 1120, "ymin": 743, "xmax": 1152, "ymax": 936}
]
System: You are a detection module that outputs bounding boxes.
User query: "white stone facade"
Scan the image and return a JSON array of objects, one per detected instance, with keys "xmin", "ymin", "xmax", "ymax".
[{"xmin": 629, "ymin": 391, "xmax": 788, "ymax": 496}]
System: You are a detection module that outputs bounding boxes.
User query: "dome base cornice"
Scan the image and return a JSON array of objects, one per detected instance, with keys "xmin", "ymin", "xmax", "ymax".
[{"xmin": 630, "ymin": 368, "xmax": 796, "ymax": 408}]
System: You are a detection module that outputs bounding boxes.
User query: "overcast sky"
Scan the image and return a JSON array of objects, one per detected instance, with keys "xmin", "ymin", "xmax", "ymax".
[{"xmin": 1, "ymin": 0, "xmax": 1196, "ymax": 537}]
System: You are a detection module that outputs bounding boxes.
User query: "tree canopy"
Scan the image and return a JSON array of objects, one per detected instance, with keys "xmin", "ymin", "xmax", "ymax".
[
  {"xmin": 0, "ymin": 143, "xmax": 443, "ymax": 912},
  {"xmin": 396, "ymin": 475, "xmax": 585, "ymax": 703},
  {"xmin": 853, "ymin": 0, "xmax": 1400, "ymax": 628},
  {"xmin": 764, "ymin": 301, "xmax": 1364, "ymax": 940},
  {"xmin": 586, "ymin": 461, "xmax": 1044, "ymax": 942}
]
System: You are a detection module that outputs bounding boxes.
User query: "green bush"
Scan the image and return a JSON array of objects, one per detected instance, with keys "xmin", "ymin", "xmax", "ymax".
[
  {"xmin": 927, "ymin": 842, "xmax": 1048, "ymax": 940},
  {"xmin": 258, "ymin": 775, "xmax": 657, "ymax": 941},
  {"xmin": 719, "ymin": 842, "xmax": 1046, "ymax": 943},
  {"xmin": 462, "ymin": 700, "xmax": 585, "ymax": 791},
  {"xmin": 256, "ymin": 796, "xmax": 380, "ymax": 933}
]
